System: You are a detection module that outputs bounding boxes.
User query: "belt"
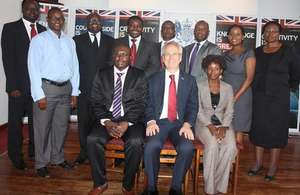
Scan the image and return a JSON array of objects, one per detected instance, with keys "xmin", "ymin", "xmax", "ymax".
[{"xmin": 42, "ymin": 78, "xmax": 69, "ymax": 87}]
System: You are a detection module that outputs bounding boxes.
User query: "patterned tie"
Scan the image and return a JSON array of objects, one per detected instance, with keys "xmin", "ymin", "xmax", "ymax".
[
  {"xmin": 131, "ymin": 39, "xmax": 137, "ymax": 66},
  {"xmin": 189, "ymin": 42, "xmax": 200, "ymax": 74},
  {"xmin": 112, "ymin": 73, "xmax": 124, "ymax": 118},
  {"xmin": 92, "ymin": 34, "xmax": 98, "ymax": 52},
  {"xmin": 168, "ymin": 74, "xmax": 177, "ymax": 123},
  {"xmin": 30, "ymin": 24, "xmax": 37, "ymax": 39}
]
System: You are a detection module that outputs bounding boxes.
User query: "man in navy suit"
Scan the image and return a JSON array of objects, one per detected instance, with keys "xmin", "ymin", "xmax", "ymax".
[
  {"xmin": 114, "ymin": 15, "xmax": 160, "ymax": 78},
  {"xmin": 73, "ymin": 12, "xmax": 114, "ymax": 165},
  {"xmin": 1, "ymin": 0, "xmax": 46, "ymax": 170},
  {"xmin": 143, "ymin": 41, "xmax": 199, "ymax": 195}
]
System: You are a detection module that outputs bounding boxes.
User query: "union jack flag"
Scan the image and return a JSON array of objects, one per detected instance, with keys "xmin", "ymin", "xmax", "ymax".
[
  {"xmin": 216, "ymin": 15, "xmax": 257, "ymax": 26},
  {"xmin": 119, "ymin": 10, "xmax": 160, "ymax": 21},
  {"xmin": 283, "ymin": 19, "xmax": 300, "ymax": 29},
  {"xmin": 76, "ymin": 9, "xmax": 116, "ymax": 19},
  {"xmin": 40, "ymin": 3, "xmax": 69, "ymax": 17},
  {"xmin": 261, "ymin": 18, "xmax": 280, "ymax": 25}
]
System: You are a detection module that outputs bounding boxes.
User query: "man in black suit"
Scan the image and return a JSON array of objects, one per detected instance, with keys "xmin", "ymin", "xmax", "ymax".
[
  {"xmin": 87, "ymin": 43, "xmax": 148, "ymax": 195},
  {"xmin": 114, "ymin": 15, "xmax": 160, "ymax": 78},
  {"xmin": 1, "ymin": 0, "xmax": 46, "ymax": 170},
  {"xmin": 73, "ymin": 13, "xmax": 114, "ymax": 165},
  {"xmin": 142, "ymin": 41, "xmax": 199, "ymax": 195}
]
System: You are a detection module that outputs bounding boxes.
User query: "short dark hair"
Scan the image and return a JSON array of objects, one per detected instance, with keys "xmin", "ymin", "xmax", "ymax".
[
  {"xmin": 47, "ymin": 7, "xmax": 62, "ymax": 17},
  {"xmin": 227, "ymin": 24, "xmax": 245, "ymax": 36},
  {"xmin": 202, "ymin": 55, "xmax": 227, "ymax": 71},
  {"xmin": 22, "ymin": 0, "xmax": 40, "ymax": 8},
  {"xmin": 127, "ymin": 15, "xmax": 143, "ymax": 26},
  {"xmin": 196, "ymin": 20, "xmax": 209, "ymax": 30},
  {"xmin": 113, "ymin": 43, "xmax": 131, "ymax": 55},
  {"xmin": 262, "ymin": 21, "xmax": 282, "ymax": 34},
  {"xmin": 161, "ymin": 20, "xmax": 175, "ymax": 28}
]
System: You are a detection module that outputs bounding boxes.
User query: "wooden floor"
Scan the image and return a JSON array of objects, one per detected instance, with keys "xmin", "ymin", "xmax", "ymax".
[{"xmin": 0, "ymin": 123, "xmax": 300, "ymax": 195}]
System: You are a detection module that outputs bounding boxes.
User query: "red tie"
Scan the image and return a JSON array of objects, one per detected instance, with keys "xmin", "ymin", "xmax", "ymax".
[
  {"xmin": 30, "ymin": 24, "xmax": 37, "ymax": 39},
  {"xmin": 168, "ymin": 74, "xmax": 177, "ymax": 122},
  {"xmin": 131, "ymin": 39, "xmax": 137, "ymax": 66}
]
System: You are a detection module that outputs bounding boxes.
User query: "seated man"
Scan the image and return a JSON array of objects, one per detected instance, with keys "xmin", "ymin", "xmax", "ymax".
[
  {"xmin": 87, "ymin": 43, "xmax": 148, "ymax": 195},
  {"xmin": 143, "ymin": 41, "xmax": 199, "ymax": 195}
]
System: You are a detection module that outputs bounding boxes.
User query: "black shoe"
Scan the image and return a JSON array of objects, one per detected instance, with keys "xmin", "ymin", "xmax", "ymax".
[
  {"xmin": 265, "ymin": 171, "xmax": 276, "ymax": 181},
  {"xmin": 248, "ymin": 165, "xmax": 263, "ymax": 176},
  {"xmin": 169, "ymin": 189, "xmax": 182, "ymax": 195},
  {"xmin": 12, "ymin": 159, "xmax": 28, "ymax": 170},
  {"xmin": 28, "ymin": 154, "xmax": 35, "ymax": 159},
  {"xmin": 36, "ymin": 167, "xmax": 50, "ymax": 178},
  {"xmin": 141, "ymin": 188, "xmax": 158, "ymax": 195},
  {"xmin": 74, "ymin": 156, "xmax": 87, "ymax": 165},
  {"xmin": 51, "ymin": 161, "xmax": 77, "ymax": 169}
]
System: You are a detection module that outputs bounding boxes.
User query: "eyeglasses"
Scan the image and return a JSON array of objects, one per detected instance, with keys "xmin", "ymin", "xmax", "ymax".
[
  {"xmin": 48, "ymin": 17, "xmax": 65, "ymax": 22},
  {"xmin": 114, "ymin": 53, "xmax": 130, "ymax": 57},
  {"xmin": 163, "ymin": 53, "xmax": 181, "ymax": 57},
  {"xmin": 88, "ymin": 18, "xmax": 101, "ymax": 22},
  {"xmin": 264, "ymin": 30, "xmax": 279, "ymax": 34}
]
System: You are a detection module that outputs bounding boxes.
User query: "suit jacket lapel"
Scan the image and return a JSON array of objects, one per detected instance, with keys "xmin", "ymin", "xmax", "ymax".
[
  {"xmin": 158, "ymin": 71, "xmax": 165, "ymax": 112},
  {"xmin": 203, "ymin": 79, "xmax": 212, "ymax": 110},
  {"xmin": 18, "ymin": 19, "xmax": 30, "ymax": 44},
  {"xmin": 217, "ymin": 81, "xmax": 226, "ymax": 111}
]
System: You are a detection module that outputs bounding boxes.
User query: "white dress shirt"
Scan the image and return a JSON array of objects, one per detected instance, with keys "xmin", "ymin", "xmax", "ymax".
[{"xmin": 22, "ymin": 18, "xmax": 38, "ymax": 41}]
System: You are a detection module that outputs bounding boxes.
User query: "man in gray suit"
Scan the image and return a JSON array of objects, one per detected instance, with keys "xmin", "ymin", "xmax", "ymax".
[{"xmin": 184, "ymin": 20, "xmax": 222, "ymax": 82}]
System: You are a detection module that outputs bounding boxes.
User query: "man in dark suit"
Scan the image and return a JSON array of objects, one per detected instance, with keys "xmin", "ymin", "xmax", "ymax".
[
  {"xmin": 1, "ymin": 0, "xmax": 46, "ymax": 170},
  {"xmin": 114, "ymin": 15, "xmax": 160, "ymax": 78},
  {"xmin": 73, "ymin": 12, "xmax": 114, "ymax": 165},
  {"xmin": 156, "ymin": 20, "xmax": 176, "ymax": 71},
  {"xmin": 184, "ymin": 20, "xmax": 222, "ymax": 82},
  {"xmin": 87, "ymin": 43, "xmax": 148, "ymax": 195},
  {"xmin": 142, "ymin": 41, "xmax": 199, "ymax": 195}
]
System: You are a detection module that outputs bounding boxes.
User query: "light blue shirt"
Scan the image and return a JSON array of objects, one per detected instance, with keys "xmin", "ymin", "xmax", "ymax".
[{"xmin": 28, "ymin": 29, "xmax": 80, "ymax": 101}]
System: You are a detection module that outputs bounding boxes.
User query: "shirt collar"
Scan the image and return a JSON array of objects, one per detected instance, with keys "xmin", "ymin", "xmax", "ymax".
[
  {"xmin": 22, "ymin": 18, "xmax": 36, "ymax": 27},
  {"xmin": 128, "ymin": 35, "xmax": 141, "ymax": 42}
]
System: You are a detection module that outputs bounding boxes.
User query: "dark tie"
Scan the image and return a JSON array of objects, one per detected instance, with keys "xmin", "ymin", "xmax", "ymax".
[
  {"xmin": 112, "ymin": 73, "xmax": 124, "ymax": 118},
  {"xmin": 189, "ymin": 42, "xmax": 200, "ymax": 74},
  {"xmin": 131, "ymin": 39, "xmax": 137, "ymax": 66},
  {"xmin": 30, "ymin": 24, "xmax": 37, "ymax": 39},
  {"xmin": 92, "ymin": 34, "xmax": 98, "ymax": 51},
  {"xmin": 168, "ymin": 74, "xmax": 177, "ymax": 123}
]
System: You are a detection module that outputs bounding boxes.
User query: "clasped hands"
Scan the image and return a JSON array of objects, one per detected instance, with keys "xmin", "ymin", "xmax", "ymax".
[
  {"xmin": 104, "ymin": 120, "xmax": 129, "ymax": 138},
  {"xmin": 207, "ymin": 124, "xmax": 227, "ymax": 142},
  {"xmin": 146, "ymin": 121, "xmax": 194, "ymax": 140}
]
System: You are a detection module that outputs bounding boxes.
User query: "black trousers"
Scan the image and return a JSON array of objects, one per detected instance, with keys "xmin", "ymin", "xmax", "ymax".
[
  {"xmin": 87, "ymin": 120, "xmax": 145, "ymax": 191},
  {"xmin": 8, "ymin": 91, "xmax": 34, "ymax": 161}
]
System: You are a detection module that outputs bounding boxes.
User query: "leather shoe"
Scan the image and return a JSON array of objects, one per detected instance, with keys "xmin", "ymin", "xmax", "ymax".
[
  {"xmin": 265, "ymin": 171, "xmax": 276, "ymax": 181},
  {"xmin": 12, "ymin": 159, "xmax": 28, "ymax": 170},
  {"xmin": 123, "ymin": 188, "xmax": 135, "ymax": 195},
  {"xmin": 75, "ymin": 156, "xmax": 87, "ymax": 165},
  {"xmin": 51, "ymin": 161, "xmax": 77, "ymax": 169},
  {"xmin": 36, "ymin": 167, "xmax": 50, "ymax": 178},
  {"xmin": 141, "ymin": 188, "xmax": 158, "ymax": 195},
  {"xmin": 28, "ymin": 154, "xmax": 35, "ymax": 159},
  {"xmin": 88, "ymin": 183, "xmax": 108, "ymax": 195},
  {"xmin": 169, "ymin": 189, "xmax": 182, "ymax": 195},
  {"xmin": 248, "ymin": 165, "xmax": 263, "ymax": 176}
]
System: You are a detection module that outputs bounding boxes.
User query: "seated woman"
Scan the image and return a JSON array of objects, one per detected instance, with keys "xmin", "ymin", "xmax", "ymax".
[{"xmin": 195, "ymin": 55, "xmax": 237, "ymax": 195}]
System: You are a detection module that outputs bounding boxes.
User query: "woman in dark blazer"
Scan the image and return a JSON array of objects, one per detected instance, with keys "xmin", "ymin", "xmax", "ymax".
[
  {"xmin": 195, "ymin": 55, "xmax": 237, "ymax": 195},
  {"xmin": 249, "ymin": 21, "xmax": 300, "ymax": 181}
]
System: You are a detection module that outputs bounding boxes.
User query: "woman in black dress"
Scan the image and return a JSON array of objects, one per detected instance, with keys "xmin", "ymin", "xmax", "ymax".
[{"xmin": 248, "ymin": 21, "xmax": 300, "ymax": 181}]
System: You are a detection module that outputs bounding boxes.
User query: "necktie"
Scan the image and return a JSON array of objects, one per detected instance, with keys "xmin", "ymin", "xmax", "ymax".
[
  {"xmin": 168, "ymin": 74, "xmax": 177, "ymax": 123},
  {"xmin": 131, "ymin": 39, "xmax": 137, "ymax": 66},
  {"xmin": 30, "ymin": 24, "xmax": 37, "ymax": 39},
  {"xmin": 92, "ymin": 34, "xmax": 98, "ymax": 51},
  {"xmin": 112, "ymin": 73, "xmax": 124, "ymax": 118},
  {"xmin": 189, "ymin": 42, "xmax": 200, "ymax": 74}
]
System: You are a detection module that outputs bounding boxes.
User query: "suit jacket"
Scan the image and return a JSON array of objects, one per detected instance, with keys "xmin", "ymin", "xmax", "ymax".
[
  {"xmin": 1, "ymin": 19, "xmax": 46, "ymax": 94},
  {"xmin": 184, "ymin": 40, "xmax": 222, "ymax": 82},
  {"xmin": 252, "ymin": 44, "xmax": 300, "ymax": 98},
  {"xmin": 114, "ymin": 36, "xmax": 160, "ymax": 77},
  {"xmin": 91, "ymin": 66, "xmax": 148, "ymax": 124},
  {"xmin": 144, "ymin": 70, "xmax": 199, "ymax": 127},
  {"xmin": 196, "ymin": 79, "xmax": 234, "ymax": 129},
  {"xmin": 73, "ymin": 32, "xmax": 114, "ymax": 100}
]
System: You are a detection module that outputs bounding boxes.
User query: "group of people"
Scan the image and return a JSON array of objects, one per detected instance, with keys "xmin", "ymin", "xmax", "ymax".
[{"xmin": 2, "ymin": 0, "xmax": 300, "ymax": 195}]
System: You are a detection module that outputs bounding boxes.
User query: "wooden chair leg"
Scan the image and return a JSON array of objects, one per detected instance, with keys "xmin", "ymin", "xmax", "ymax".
[
  {"xmin": 233, "ymin": 150, "xmax": 240, "ymax": 195},
  {"xmin": 184, "ymin": 169, "xmax": 189, "ymax": 195},
  {"xmin": 194, "ymin": 149, "xmax": 200, "ymax": 194},
  {"xmin": 144, "ymin": 172, "xmax": 148, "ymax": 190}
]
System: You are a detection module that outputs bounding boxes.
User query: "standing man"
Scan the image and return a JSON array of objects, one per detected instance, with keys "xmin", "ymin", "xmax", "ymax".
[
  {"xmin": 1, "ymin": 0, "xmax": 47, "ymax": 170},
  {"xmin": 28, "ymin": 7, "xmax": 79, "ymax": 178},
  {"xmin": 114, "ymin": 15, "xmax": 160, "ymax": 77},
  {"xmin": 143, "ymin": 41, "xmax": 199, "ymax": 195},
  {"xmin": 157, "ymin": 20, "xmax": 176, "ymax": 71},
  {"xmin": 184, "ymin": 20, "xmax": 222, "ymax": 82},
  {"xmin": 73, "ymin": 12, "xmax": 114, "ymax": 165},
  {"xmin": 87, "ymin": 43, "xmax": 148, "ymax": 195}
]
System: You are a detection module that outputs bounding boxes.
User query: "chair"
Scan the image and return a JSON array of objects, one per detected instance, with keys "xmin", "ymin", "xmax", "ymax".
[
  {"xmin": 143, "ymin": 138, "xmax": 190, "ymax": 195},
  {"xmin": 105, "ymin": 137, "xmax": 143, "ymax": 191},
  {"xmin": 193, "ymin": 138, "xmax": 243, "ymax": 195}
]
